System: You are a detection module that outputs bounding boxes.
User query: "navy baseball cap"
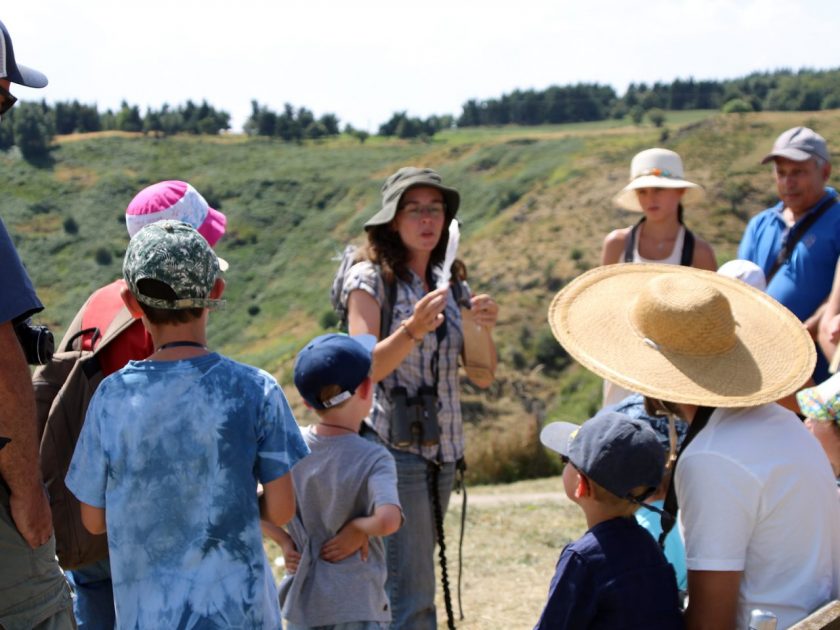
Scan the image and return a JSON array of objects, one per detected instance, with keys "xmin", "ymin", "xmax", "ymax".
[
  {"xmin": 540, "ymin": 411, "xmax": 665, "ymax": 500},
  {"xmin": 294, "ymin": 333, "xmax": 376, "ymax": 410},
  {"xmin": 0, "ymin": 20, "xmax": 48, "ymax": 88}
]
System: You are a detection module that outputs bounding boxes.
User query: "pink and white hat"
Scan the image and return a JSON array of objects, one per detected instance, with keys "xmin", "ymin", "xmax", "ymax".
[{"xmin": 125, "ymin": 180, "xmax": 227, "ymax": 246}]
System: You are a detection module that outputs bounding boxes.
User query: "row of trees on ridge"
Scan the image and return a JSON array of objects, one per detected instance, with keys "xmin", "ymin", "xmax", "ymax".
[{"xmin": 2, "ymin": 67, "xmax": 839, "ymax": 160}]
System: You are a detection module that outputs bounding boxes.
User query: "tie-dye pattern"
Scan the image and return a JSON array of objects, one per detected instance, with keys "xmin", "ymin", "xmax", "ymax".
[{"xmin": 66, "ymin": 353, "xmax": 310, "ymax": 629}]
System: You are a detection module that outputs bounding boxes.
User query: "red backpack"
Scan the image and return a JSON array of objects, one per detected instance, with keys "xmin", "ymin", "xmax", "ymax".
[{"xmin": 32, "ymin": 281, "xmax": 140, "ymax": 569}]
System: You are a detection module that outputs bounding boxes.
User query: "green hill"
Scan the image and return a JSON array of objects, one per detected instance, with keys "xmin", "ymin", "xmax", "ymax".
[{"xmin": 5, "ymin": 110, "xmax": 838, "ymax": 482}]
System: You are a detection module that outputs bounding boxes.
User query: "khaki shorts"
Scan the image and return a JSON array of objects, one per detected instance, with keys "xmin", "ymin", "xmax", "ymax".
[{"xmin": 0, "ymin": 482, "xmax": 74, "ymax": 630}]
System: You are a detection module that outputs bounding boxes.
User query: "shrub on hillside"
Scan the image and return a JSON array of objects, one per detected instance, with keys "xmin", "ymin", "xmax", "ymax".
[
  {"xmin": 466, "ymin": 420, "xmax": 561, "ymax": 484},
  {"xmin": 94, "ymin": 248, "xmax": 112, "ymax": 266},
  {"xmin": 63, "ymin": 217, "xmax": 79, "ymax": 235},
  {"xmin": 722, "ymin": 98, "xmax": 753, "ymax": 114},
  {"xmin": 647, "ymin": 108, "xmax": 666, "ymax": 128},
  {"xmin": 534, "ymin": 327, "xmax": 570, "ymax": 373},
  {"xmin": 12, "ymin": 102, "xmax": 55, "ymax": 161}
]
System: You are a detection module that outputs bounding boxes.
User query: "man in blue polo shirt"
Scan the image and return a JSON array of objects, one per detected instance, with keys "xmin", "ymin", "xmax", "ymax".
[
  {"xmin": 738, "ymin": 126, "xmax": 839, "ymax": 382},
  {"xmin": 0, "ymin": 18, "xmax": 75, "ymax": 629}
]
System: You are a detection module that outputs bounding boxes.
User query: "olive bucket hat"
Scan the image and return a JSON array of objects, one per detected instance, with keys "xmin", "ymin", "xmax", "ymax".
[{"xmin": 364, "ymin": 167, "xmax": 460, "ymax": 229}]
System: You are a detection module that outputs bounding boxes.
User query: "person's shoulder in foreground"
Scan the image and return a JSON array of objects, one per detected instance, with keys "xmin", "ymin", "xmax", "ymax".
[
  {"xmin": 65, "ymin": 221, "xmax": 309, "ymax": 627},
  {"xmin": 0, "ymin": 17, "xmax": 77, "ymax": 630},
  {"xmin": 676, "ymin": 402, "xmax": 840, "ymax": 628},
  {"xmin": 534, "ymin": 412, "xmax": 683, "ymax": 630}
]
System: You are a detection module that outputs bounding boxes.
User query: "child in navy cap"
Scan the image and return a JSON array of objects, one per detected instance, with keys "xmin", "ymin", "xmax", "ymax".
[
  {"xmin": 535, "ymin": 411, "xmax": 684, "ymax": 629},
  {"xmin": 265, "ymin": 333, "xmax": 403, "ymax": 629}
]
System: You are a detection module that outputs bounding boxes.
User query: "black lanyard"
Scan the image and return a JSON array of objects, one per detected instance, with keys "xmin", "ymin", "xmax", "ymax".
[
  {"xmin": 156, "ymin": 341, "xmax": 208, "ymax": 352},
  {"xmin": 766, "ymin": 194, "xmax": 839, "ymax": 284}
]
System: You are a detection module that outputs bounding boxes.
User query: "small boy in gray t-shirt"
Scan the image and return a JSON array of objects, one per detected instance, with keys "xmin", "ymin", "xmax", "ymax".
[{"xmin": 264, "ymin": 333, "xmax": 402, "ymax": 630}]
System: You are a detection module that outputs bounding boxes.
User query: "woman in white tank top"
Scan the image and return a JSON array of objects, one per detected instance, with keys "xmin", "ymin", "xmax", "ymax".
[{"xmin": 600, "ymin": 148, "xmax": 718, "ymax": 405}]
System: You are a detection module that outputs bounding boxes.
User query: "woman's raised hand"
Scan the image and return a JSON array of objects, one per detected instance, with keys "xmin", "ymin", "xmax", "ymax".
[
  {"xmin": 404, "ymin": 287, "xmax": 448, "ymax": 338},
  {"xmin": 470, "ymin": 294, "xmax": 498, "ymax": 330}
]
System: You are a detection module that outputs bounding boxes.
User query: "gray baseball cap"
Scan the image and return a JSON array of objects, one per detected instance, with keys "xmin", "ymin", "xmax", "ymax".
[
  {"xmin": 364, "ymin": 167, "xmax": 460, "ymax": 229},
  {"xmin": 0, "ymin": 20, "xmax": 47, "ymax": 88},
  {"xmin": 123, "ymin": 220, "xmax": 225, "ymax": 310},
  {"xmin": 540, "ymin": 411, "xmax": 665, "ymax": 500},
  {"xmin": 762, "ymin": 126, "xmax": 830, "ymax": 164}
]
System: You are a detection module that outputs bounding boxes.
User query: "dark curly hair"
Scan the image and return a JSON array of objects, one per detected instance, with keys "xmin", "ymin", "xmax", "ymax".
[{"xmin": 362, "ymin": 218, "xmax": 467, "ymax": 286}]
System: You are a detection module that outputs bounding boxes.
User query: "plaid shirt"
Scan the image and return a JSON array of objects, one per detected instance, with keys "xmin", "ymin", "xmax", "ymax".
[{"xmin": 342, "ymin": 261, "xmax": 466, "ymax": 462}]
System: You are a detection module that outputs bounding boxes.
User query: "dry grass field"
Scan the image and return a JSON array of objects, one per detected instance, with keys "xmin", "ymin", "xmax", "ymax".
[{"xmin": 264, "ymin": 475, "xmax": 587, "ymax": 629}]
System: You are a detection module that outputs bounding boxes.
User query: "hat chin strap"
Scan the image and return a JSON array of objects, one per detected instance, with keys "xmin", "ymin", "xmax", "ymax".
[
  {"xmin": 634, "ymin": 496, "xmax": 675, "ymax": 530},
  {"xmin": 666, "ymin": 414, "xmax": 678, "ymax": 470}
]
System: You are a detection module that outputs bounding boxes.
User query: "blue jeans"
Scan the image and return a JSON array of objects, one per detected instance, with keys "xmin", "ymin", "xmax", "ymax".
[
  {"xmin": 382, "ymin": 446, "xmax": 455, "ymax": 630},
  {"xmin": 65, "ymin": 558, "xmax": 115, "ymax": 629}
]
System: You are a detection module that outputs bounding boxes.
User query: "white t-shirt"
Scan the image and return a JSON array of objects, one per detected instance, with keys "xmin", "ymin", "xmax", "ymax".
[{"xmin": 676, "ymin": 404, "xmax": 840, "ymax": 629}]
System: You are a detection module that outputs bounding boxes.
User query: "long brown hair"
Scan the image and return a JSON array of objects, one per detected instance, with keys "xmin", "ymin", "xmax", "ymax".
[
  {"xmin": 362, "ymin": 220, "xmax": 450, "ymax": 284},
  {"xmin": 362, "ymin": 218, "xmax": 467, "ymax": 286}
]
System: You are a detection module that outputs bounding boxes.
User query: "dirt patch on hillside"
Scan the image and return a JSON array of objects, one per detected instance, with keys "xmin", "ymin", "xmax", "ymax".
[{"xmin": 55, "ymin": 164, "xmax": 98, "ymax": 187}]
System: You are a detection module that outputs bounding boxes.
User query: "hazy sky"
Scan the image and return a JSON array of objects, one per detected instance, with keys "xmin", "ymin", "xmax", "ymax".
[{"xmin": 4, "ymin": 1, "xmax": 839, "ymax": 132}]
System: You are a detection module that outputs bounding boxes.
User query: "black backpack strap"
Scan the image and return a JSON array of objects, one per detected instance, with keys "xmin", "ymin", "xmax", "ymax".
[
  {"xmin": 64, "ymin": 327, "xmax": 101, "ymax": 352},
  {"xmin": 623, "ymin": 218, "xmax": 645, "ymax": 263},
  {"xmin": 380, "ymin": 279, "xmax": 397, "ymax": 341},
  {"xmin": 766, "ymin": 194, "xmax": 839, "ymax": 284},
  {"xmin": 659, "ymin": 405, "xmax": 716, "ymax": 548},
  {"xmin": 680, "ymin": 229, "xmax": 695, "ymax": 267}
]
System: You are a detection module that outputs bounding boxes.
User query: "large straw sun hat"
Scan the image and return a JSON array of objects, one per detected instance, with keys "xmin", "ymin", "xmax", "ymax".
[
  {"xmin": 613, "ymin": 148, "xmax": 704, "ymax": 212},
  {"xmin": 548, "ymin": 264, "xmax": 814, "ymax": 407}
]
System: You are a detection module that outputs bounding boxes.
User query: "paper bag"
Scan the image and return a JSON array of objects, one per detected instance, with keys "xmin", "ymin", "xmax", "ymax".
[{"xmin": 460, "ymin": 306, "xmax": 495, "ymax": 387}]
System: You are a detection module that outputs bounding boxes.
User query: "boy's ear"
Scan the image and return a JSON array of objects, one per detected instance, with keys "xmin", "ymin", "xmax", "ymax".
[
  {"xmin": 357, "ymin": 376, "xmax": 373, "ymax": 401},
  {"xmin": 210, "ymin": 277, "xmax": 225, "ymax": 300},
  {"xmin": 575, "ymin": 473, "xmax": 590, "ymax": 500},
  {"xmin": 120, "ymin": 286, "xmax": 145, "ymax": 318}
]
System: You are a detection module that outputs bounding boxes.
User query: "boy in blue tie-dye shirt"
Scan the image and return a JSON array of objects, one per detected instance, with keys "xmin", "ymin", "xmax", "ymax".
[{"xmin": 66, "ymin": 221, "xmax": 309, "ymax": 629}]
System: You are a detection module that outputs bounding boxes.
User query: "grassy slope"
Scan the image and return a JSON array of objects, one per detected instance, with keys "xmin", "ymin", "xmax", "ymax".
[{"xmin": 5, "ymin": 109, "xmax": 839, "ymax": 482}]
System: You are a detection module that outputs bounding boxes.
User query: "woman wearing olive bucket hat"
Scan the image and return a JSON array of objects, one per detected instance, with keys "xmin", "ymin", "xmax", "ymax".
[
  {"xmin": 601, "ymin": 148, "xmax": 718, "ymax": 407},
  {"xmin": 337, "ymin": 167, "xmax": 498, "ymax": 629},
  {"xmin": 548, "ymin": 263, "xmax": 840, "ymax": 629}
]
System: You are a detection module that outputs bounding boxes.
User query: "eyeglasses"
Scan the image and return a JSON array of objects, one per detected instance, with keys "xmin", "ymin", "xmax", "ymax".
[
  {"xmin": 0, "ymin": 84, "xmax": 18, "ymax": 118},
  {"xmin": 398, "ymin": 202, "xmax": 445, "ymax": 220}
]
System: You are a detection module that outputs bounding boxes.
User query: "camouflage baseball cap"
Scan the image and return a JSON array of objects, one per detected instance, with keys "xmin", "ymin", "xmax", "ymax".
[{"xmin": 123, "ymin": 220, "xmax": 225, "ymax": 310}]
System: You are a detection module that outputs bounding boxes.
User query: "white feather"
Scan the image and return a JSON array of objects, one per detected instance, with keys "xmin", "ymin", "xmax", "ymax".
[{"xmin": 437, "ymin": 219, "xmax": 460, "ymax": 289}]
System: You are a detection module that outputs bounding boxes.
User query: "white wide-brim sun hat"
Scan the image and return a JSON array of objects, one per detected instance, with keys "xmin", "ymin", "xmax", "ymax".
[
  {"xmin": 613, "ymin": 148, "xmax": 704, "ymax": 212},
  {"xmin": 548, "ymin": 264, "xmax": 814, "ymax": 407}
]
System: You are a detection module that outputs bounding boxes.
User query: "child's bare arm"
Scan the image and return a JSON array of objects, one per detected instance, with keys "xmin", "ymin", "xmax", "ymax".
[
  {"xmin": 261, "ymin": 519, "xmax": 301, "ymax": 573},
  {"xmin": 320, "ymin": 504, "xmax": 402, "ymax": 563},
  {"xmin": 260, "ymin": 472, "xmax": 295, "ymax": 527},
  {"xmin": 80, "ymin": 502, "xmax": 106, "ymax": 535}
]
